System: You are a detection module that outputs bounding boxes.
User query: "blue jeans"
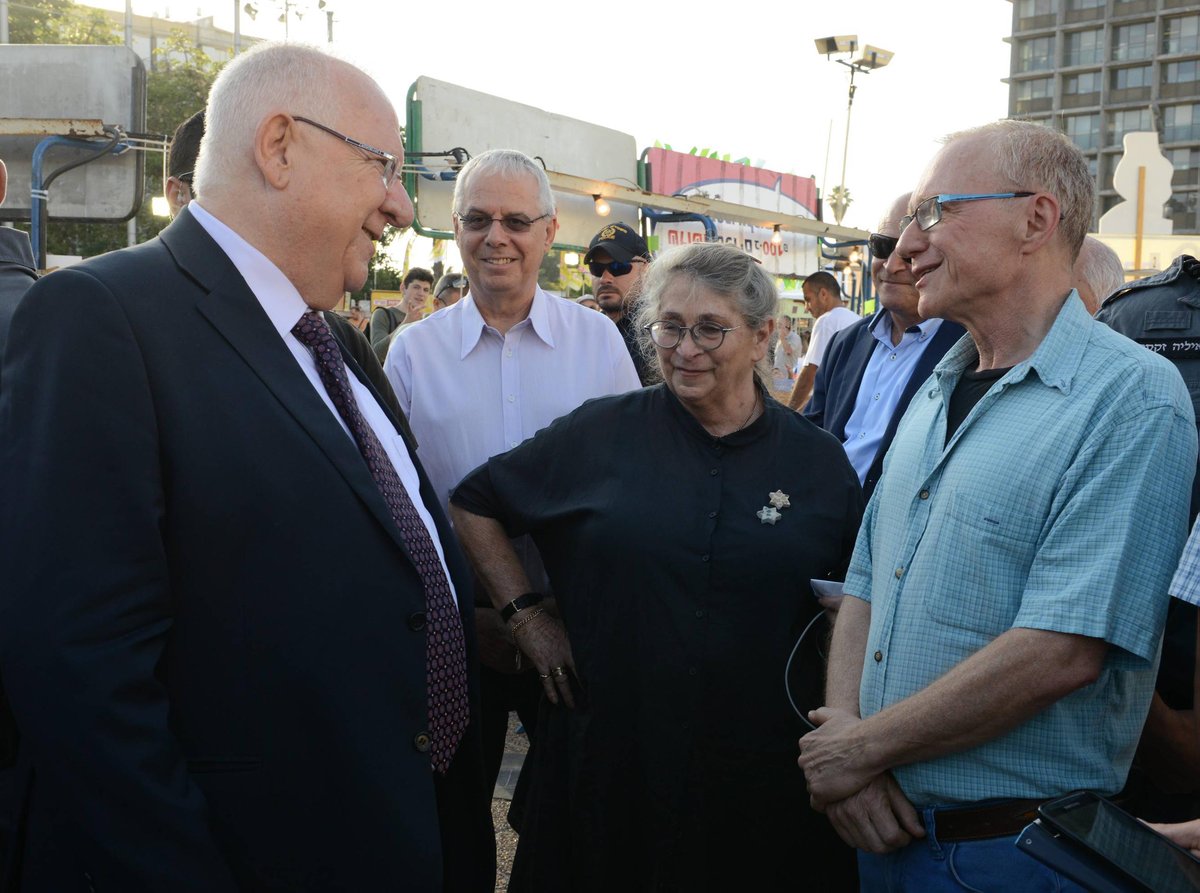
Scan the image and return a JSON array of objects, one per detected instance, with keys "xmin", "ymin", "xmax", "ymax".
[{"xmin": 857, "ymin": 806, "xmax": 1089, "ymax": 892}]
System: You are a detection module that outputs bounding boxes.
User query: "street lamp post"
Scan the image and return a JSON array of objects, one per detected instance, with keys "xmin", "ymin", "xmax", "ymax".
[
  {"xmin": 814, "ymin": 36, "xmax": 894, "ymax": 225},
  {"xmin": 241, "ymin": 1, "xmax": 331, "ymax": 43}
]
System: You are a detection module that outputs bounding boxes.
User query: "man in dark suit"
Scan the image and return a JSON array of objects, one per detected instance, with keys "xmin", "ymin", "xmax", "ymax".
[
  {"xmin": 0, "ymin": 43, "xmax": 492, "ymax": 892},
  {"xmin": 805, "ymin": 192, "xmax": 964, "ymax": 499}
]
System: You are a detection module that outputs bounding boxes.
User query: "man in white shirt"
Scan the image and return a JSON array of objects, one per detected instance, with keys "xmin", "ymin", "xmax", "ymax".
[
  {"xmin": 384, "ymin": 148, "xmax": 640, "ymax": 799},
  {"xmin": 788, "ymin": 270, "xmax": 859, "ymax": 410}
]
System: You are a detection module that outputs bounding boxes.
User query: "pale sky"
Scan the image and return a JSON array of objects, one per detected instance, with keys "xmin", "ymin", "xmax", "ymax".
[{"xmin": 102, "ymin": 0, "xmax": 1014, "ymax": 256}]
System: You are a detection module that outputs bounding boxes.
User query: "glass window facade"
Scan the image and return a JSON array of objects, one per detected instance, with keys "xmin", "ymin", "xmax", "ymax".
[
  {"xmin": 1169, "ymin": 147, "xmax": 1200, "ymax": 185},
  {"xmin": 1065, "ymin": 71, "xmax": 1102, "ymax": 94},
  {"xmin": 1165, "ymin": 104, "xmax": 1200, "ymax": 142},
  {"xmin": 1020, "ymin": 36, "xmax": 1058, "ymax": 71},
  {"xmin": 1166, "ymin": 191, "xmax": 1200, "ymax": 230},
  {"xmin": 1109, "ymin": 108, "xmax": 1154, "ymax": 144},
  {"xmin": 1112, "ymin": 65, "xmax": 1152, "ymax": 89},
  {"xmin": 1113, "ymin": 22, "xmax": 1156, "ymax": 61},
  {"xmin": 1163, "ymin": 15, "xmax": 1200, "ymax": 54},
  {"xmin": 1018, "ymin": 77, "xmax": 1056, "ymax": 100},
  {"xmin": 1064, "ymin": 29, "xmax": 1104, "ymax": 65},
  {"xmin": 1019, "ymin": 0, "xmax": 1058, "ymax": 14},
  {"xmin": 1165, "ymin": 59, "xmax": 1200, "ymax": 84},
  {"xmin": 1065, "ymin": 113, "xmax": 1103, "ymax": 149}
]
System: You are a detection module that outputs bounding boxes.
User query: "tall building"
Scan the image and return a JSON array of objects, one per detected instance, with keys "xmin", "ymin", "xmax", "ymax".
[
  {"xmin": 1007, "ymin": 0, "xmax": 1200, "ymax": 233},
  {"xmin": 89, "ymin": 7, "xmax": 262, "ymax": 68}
]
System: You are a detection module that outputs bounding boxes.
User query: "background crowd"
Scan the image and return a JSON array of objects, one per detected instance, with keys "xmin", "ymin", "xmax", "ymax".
[{"xmin": 1, "ymin": 39, "xmax": 1200, "ymax": 893}]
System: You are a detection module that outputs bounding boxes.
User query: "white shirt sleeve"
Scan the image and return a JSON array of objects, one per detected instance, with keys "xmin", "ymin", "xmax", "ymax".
[
  {"xmin": 382, "ymin": 332, "xmax": 414, "ymax": 416},
  {"xmin": 801, "ymin": 314, "xmax": 835, "ymax": 369}
]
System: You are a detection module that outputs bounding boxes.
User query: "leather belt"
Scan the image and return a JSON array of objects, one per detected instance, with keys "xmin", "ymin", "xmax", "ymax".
[{"xmin": 931, "ymin": 798, "xmax": 1042, "ymax": 842}]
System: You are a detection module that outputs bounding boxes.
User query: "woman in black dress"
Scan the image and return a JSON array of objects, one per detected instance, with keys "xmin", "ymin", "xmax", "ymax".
[{"xmin": 451, "ymin": 241, "xmax": 863, "ymax": 892}]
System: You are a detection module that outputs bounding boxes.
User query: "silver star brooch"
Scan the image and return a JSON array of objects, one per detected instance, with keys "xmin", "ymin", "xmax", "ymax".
[{"xmin": 757, "ymin": 506, "xmax": 782, "ymax": 525}]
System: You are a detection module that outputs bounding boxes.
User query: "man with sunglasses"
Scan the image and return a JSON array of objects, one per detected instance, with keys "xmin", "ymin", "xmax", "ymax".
[
  {"xmin": 798, "ymin": 120, "xmax": 1197, "ymax": 891},
  {"xmin": 384, "ymin": 148, "xmax": 639, "ymax": 813},
  {"xmin": 585, "ymin": 221, "xmax": 653, "ymax": 384},
  {"xmin": 804, "ymin": 193, "xmax": 964, "ymax": 500},
  {"xmin": 433, "ymin": 272, "xmax": 467, "ymax": 309},
  {"xmin": 0, "ymin": 43, "xmax": 495, "ymax": 891}
]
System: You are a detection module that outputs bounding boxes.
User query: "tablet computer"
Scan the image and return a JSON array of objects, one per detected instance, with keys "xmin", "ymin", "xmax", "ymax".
[
  {"xmin": 1017, "ymin": 818, "xmax": 1144, "ymax": 893},
  {"xmin": 1037, "ymin": 791, "xmax": 1200, "ymax": 893}
]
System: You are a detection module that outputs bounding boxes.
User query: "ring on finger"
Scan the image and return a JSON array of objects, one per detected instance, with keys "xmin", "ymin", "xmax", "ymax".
[
  {"xmin": 538, "ymin": 672, "xmax": 550, "ymax": 679},
  {"xmin": 550, "ymin": 666, "xmax": 567, "ymax": 678}
]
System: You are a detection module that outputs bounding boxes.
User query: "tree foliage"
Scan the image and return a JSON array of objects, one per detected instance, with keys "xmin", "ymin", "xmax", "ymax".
[
  {"xmin": 8, "ymin": 0, "xmax": 120, "ymax": 46},
  {"xmin": 146, "ymin": 30, "xmax": 224, "ymax": 136},
  {"xmin": 13, "ymin": 2, "xmax": 227, "ymax": 258}
]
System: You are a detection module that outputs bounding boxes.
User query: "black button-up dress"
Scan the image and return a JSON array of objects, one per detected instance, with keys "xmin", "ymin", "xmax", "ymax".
[{"xmin": 453, "ymin": 383, "xmax": 864, "ymax": 892}]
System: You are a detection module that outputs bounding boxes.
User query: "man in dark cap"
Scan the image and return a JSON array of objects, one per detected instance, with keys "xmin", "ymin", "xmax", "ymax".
[
  {"xmin": 585, "ymin": 221, "xmax": 652, "ymax": 384},
  {"xmin": 433, "ymin": 273, "xmax": 467, "ymax": 309},
  {"xmin": 165, "ymin": 110, "xmax": 205, "ymax": 218}
]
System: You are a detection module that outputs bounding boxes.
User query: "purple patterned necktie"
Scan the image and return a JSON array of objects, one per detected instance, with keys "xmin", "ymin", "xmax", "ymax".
[{"xmin": 292, "ymin": 311, "xmax": 468, "ymax": 773}]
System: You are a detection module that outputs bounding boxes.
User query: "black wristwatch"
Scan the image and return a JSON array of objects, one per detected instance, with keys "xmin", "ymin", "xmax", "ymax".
[{"xmin": 500, "ymin": 592, "xmax": 544, "ymax": 622}]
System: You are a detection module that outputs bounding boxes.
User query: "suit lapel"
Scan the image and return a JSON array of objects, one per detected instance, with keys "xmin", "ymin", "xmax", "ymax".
[{"xmin": 160, "ymin": 211, "xmax": 412, "ymax": 559}]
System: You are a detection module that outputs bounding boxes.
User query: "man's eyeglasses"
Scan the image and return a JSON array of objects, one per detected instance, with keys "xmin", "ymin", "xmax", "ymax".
[
  {"xmin": 899, "ymin": 192, "xmax": 1034, "ymax": 235},
  {"xmin": 454, "ymin": 212, "xmax": 552, "ymax": 233},
  {"xmin": 644, "ymin": 320, "xmax": 742, "ymax": 351},
  {"xmin": 588, "ymin": 258, "xmax": 647, "ymax": 278},
  {"xmin": 293, "ymin": 115, "xmax": 399, "ymax": 191},
  {"xmin": 868, "ymin": 234, "xmax": 897, "ymax": 260}
]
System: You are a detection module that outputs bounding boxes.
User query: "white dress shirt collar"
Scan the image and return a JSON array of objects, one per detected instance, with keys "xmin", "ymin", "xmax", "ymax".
[
  {"xmin": 457, "ymin": 287, "xmax": 557, "ymax": 358},
  {"xmin": 188, "ymin": 201, "xmax": 309, "ymax": 334}
]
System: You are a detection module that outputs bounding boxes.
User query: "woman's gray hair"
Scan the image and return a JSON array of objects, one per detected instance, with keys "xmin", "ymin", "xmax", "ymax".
[
  {"xmin": 943, "ymin": 119, "xmax": 1093, "ymax": 261},
  {"xmin": 634, "ymin": 241, "xmax": 778, "ymax": 387},
  {"xmin": 195, "ymin": 42, "xmax": 342, "ymax": 196},
  {"xmin": 452, "ymin": 149, "xmax": 556, "ymax": 217}
]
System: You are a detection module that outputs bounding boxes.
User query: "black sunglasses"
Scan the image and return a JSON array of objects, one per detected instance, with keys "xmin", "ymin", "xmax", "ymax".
[
  {"xmin": 868, "ymin": 233, "xmax": 898, "ymax": 260},
  {"xmin": 588, "ymin": 258, "xmax": 645, "ymax": 278}
]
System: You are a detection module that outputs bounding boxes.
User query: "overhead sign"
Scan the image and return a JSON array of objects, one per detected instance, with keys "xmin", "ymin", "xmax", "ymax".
[
  {"xmin": 0, "ymin": 45, "xmax": 146, "ymax": 222},
  {"xmin": 406, "ymin": 76, "xmax": 641, "ymax": 248},
  {"xmin": 643, "ymin": 148, "xmax": 820, "ymax": 277}
]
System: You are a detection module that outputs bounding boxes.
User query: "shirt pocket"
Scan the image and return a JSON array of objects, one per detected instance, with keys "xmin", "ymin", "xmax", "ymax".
[{"xmin": 922, "ymin": 490, "xmax": 1042, "ymax": 636}]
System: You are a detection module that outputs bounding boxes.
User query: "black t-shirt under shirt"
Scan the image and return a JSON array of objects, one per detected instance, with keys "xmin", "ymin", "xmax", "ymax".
[{"xmin": 946, "ymin": 365, "xmax": 1012, "ymax": 444}]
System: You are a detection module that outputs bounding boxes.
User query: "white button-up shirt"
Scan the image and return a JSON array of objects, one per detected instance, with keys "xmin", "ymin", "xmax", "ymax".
[{"xmin": 384, "ymin": 286, "xmax": 641, "ymax": 513}]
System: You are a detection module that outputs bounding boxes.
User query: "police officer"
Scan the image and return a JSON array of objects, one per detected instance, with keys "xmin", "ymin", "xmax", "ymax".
[{"xmin": 1098, "ymin": 253, "xmax": 1200, "ymax": 824}]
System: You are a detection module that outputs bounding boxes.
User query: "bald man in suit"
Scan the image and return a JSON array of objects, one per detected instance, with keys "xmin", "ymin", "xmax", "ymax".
[{"xmin": 0, "ymin": 43, "xmax": 491, "ymax": 892}]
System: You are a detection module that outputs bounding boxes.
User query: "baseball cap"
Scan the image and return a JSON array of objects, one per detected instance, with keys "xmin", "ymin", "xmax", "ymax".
[{"xmin": 584, "ymin": 222, "xmax": 650, "ymax": 265}]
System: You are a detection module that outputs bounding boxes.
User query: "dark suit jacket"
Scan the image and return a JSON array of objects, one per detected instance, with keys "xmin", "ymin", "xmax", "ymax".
[
  {"xmin": 0, "ymin": 208, "xmax": 493, "ymax": 892},
  {"xmin": 804, "ymin": 310, "xmax": 965, "ymax": 500}
]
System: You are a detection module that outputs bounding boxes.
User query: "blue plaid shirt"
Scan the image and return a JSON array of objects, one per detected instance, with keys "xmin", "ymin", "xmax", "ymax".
[
  {"xmin": 845, "ymin": 293, "xmax": 1197, "ymax": 807},
  {"xmin": 1172, "ymin": 519, "xmax": 1200, "ymax": 605}
]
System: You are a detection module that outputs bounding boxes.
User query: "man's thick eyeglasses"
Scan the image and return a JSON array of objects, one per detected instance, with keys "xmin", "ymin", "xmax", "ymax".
[
  {"xmin": 454, "ymin": 212, "xmax": 552, "ymax": 233},
  {"xmin": 588, "ymin": 258, "xmax": 646, "ymax": 278},
  {"xmin": 899, "ymin": 192, "xmax": 1035, "ymax": 234},
  {"xmin": 645, "ymin": 320, "xmax": 742, "ymax": 351},
  {"xmin": 293, "ymin": 115, "xmax": 399, "ymax": 191},
  {"xmin": 868, "ymin": 233, "xmax": 897, "ymax": 260}
]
